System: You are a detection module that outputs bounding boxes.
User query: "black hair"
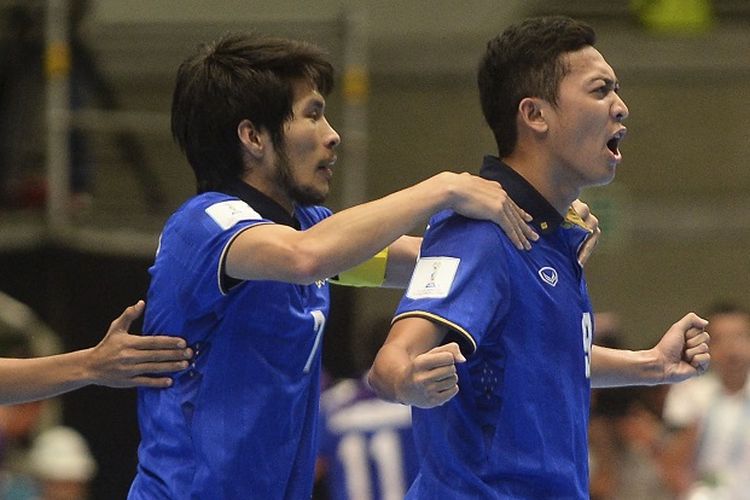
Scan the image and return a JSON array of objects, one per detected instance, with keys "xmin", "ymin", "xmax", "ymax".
[
  {"xmin": 171, "ymin": 33, "xmax": 334, "ymax": 193},
  {"xmin": 478, "ymin": 16, "xmax": 596, "ymax": 157}
]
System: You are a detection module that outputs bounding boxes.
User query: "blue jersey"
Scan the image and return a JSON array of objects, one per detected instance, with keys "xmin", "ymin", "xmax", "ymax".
[
  {"xmin": 396, "ymin": 156, "xmax": 593, "ymax": 499},
  {"xmin": 319, "ymin": 378, "xmax": 419, "ymax": 500},
  {"xmin": 129, "ymin": 180, "xmax": 332, "ymax": 500}
]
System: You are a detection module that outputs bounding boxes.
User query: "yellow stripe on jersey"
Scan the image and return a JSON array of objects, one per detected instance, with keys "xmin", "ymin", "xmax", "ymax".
[
  {"xmin": 331, "ymin": 247, "xmax": 389, "ymax": 287},
  {"xmin": 391, "ymin": 310, "xmax": 478, "ymax": 356}
]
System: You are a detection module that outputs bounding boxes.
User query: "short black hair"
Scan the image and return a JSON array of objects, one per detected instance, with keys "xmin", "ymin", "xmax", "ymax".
[
  {"xmin": 171, "ymin": 33, "xmax": 334, "ymax": 193},
  {"xmin": 478, "ymin": 16, "xmax": 596, "ymax": 157}
]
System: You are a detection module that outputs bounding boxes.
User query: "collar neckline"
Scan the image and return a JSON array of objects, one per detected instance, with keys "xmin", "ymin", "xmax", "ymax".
[
  {"xmin": 216, "ymin": 179, "xmax": 300, "ymax": 229},
  {"xmin": 479, "ymin": 155, "xmax": 564, "ymax": 233}
]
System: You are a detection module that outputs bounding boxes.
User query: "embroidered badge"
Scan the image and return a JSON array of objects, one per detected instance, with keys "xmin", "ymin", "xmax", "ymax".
[
  {"xmin": 406, "ymin": 257, "xmax": 460, "ymax": 299},
  {"xmin": 538, "ymin": 266, "xmax": 558, "ymax": 287},
  {"xmin": 205, "ymin": 200, "xmax": 262, "ymax": 230}
]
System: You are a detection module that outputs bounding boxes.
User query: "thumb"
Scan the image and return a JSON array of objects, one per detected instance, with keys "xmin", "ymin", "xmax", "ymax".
[
  {"xmin": 676, "ymin": 312, "xmax": 708, "ymax": 332},
  {"xmin": 111, "ymin": 300, "xmax": 145, "ymax": 333},
  {"xmin": 431, "ymin": 342, "xmax": 466, "ymax": 363}
]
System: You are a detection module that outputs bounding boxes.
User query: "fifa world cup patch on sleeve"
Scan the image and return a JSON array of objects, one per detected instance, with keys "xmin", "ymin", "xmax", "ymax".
[
  {"xmin": 205, "ymin": 200, "xmax": 262, "ymax": 230},
  {"xmin": 405, "ymin": 256, "xmax": 460, "ymax": 299}
]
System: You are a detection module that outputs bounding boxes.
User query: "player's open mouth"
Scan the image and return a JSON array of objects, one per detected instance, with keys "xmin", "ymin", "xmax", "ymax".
[{"xmin": 607, "ymin": 128, "xmax": 627, "ymax": 157}]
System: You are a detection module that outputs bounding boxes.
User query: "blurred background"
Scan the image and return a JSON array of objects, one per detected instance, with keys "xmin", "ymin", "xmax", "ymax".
[{"xmin": 0, "ymin": 0, "xmax": 748, "ymax": 497}]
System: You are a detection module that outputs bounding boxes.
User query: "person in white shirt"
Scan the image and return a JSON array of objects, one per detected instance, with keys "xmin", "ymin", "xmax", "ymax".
[{"xmin": 662, "ymin": 302, "xmax": 750, "ymax": 498}]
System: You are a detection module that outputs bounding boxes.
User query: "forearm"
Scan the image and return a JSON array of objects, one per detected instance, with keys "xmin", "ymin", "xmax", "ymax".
[
  {"xmin": 590, "ymin": 345, "xmax": 665, "ymax": 388},
  {"xmin": 0, "ymin": 350, "xmax": 95, "ymax": 405},
  {"xmin": 368, "ymin": 344, "xmax": 411, "ymax": 403},
  {"xmin": 298, "ymin": 173, "xmax": 456, "ymax": 281},
  {"xmin": 382, "ymin": 236, "xmax": 421, "ymax": 288}
]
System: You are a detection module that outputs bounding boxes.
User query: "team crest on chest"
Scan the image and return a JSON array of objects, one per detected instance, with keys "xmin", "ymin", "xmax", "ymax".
[{"xmin": 538, "ymin": 266, "xmax": 558, "ymax": 287}]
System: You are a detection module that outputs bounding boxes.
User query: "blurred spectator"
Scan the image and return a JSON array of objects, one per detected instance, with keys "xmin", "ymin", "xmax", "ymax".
[
  {"xmin": 0, "ymin": 330, "xmax": 52, "ymax": 499},
  {"xmin": 317, "ymin": 318, "xmax": 418, "ymax": 500},
  {"xmin": 662, "ymin": 301, "xmax": 750, "ymax": 499},
  {"xmin": 589, "ymin": 312, "xmax": 673, "ymax": 500},
  {"xmin": 28, "ymin": 426, "xmax": 97, "ymax": 500}
]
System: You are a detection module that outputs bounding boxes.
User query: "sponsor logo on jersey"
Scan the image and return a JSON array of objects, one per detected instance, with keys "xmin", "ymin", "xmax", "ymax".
[{"xmin": 538, "ymin": 266, "xmax": 558, "ymax": 287}]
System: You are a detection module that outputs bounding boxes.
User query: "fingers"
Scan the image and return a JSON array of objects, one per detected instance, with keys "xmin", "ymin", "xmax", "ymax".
[
  {"xmin": 690, "ymin": 353, "xmax": 711, "ymax": 375},
  {"xmin": 684, "ymin": 329, "xmax": 710, "ymax": 375},
  {"xmin": 499, "ymin": 194, "xmax": 539, "ymax": 251},
  {"xmin": 127, "ymin": 376, "xmax": 176, "ymax": 389},
  {"xmin": 685, "ymin": 330, "xmax": 710, "ymax": 349},
  {"xmin": 409, "ymin": 342, "xmax": 465, "ymax": 407},
  {"xmin": 571, "ymin": 199, "xmax": 591, "ymax": 220},
  {"xmin": 680, "ymin": 318, "xmax": 710, "ymax": 375},
  {"xmin": 128, "ymin": 334, "xmax": 189, "ymax": 351},
  {"xmin": 577, "ymin": 227, "xmax": 601, "ymax": 266},
  {"xmin": 571, "ymin": 199, "xmax": 599, "ymax": 233},
  {"xmin": 431, "ymin": 372, "xmax": 460, "ymax": 393},
  {"xmin": 127, "ymin": 359, "xmax": 191, "ymax": 375},
  {"xmin": 122, "ymin": 345, "xmax": 193, "ymax": 364},
  {"xmin": 452, "ymin": 173, "xmax": 539, "ymax": 251},
  {"xmin": 572, "ymin": 199, "xmax": 601, "ymax": 266}
]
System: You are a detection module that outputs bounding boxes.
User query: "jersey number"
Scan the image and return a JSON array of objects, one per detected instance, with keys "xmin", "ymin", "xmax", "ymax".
[
  {"xmin": 303, "ymin": 310, "xmax": 326, "ymax": 373},
  {"xmin": 582, "ymin": 312, "xmax": 593, "ymax": 379},
  {"xmin": 338, "ymin": 430, "xmax": 407, "ymax": 500}
]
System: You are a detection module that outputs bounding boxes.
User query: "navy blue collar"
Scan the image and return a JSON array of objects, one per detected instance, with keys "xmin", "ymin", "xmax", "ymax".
[
  {"xmin": 217, "ymin": 179, "xmax": 300, "ymax": 230},
  {"xmin": 479, "ymin": 155, "xmax": 564, "ymax": 234}
]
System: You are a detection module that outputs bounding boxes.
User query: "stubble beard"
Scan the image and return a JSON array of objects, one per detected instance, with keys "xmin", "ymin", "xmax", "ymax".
[{"xmin": 274, "ymin": 147, "xmax": 327, "ymax": 207}]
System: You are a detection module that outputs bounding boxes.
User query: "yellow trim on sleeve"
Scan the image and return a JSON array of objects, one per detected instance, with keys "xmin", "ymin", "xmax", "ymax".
[
  {"xmin": 331, "ymin": 247, "xmax": 389, "ymax": 287},
  {"xmin": 392, "ymin": 311, "xmax": 477, "ymax": 356}
]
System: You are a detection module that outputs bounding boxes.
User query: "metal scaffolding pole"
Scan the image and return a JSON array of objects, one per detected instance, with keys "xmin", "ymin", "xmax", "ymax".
[
  {"xmin": 340, "ymin": 5, "xmax": 369, "ymax": 208},
  {"xmin": 45, "ymin": 0, "xmax": 72, "ymax": 233}
]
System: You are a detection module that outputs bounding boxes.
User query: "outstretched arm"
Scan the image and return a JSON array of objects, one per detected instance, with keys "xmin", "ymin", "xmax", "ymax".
[
  {"xmin": 591, "ymin": 312, "xmax": 710, "ymax": 388},
  {"xmin": 0, "ymin": 301, "xmax": 193, "ymax": 405},
  {"xmin": 226, "ymin": 172, "xmax": 538, "ymax": 285},
  {"xmin": 368, "ymin": 317, "xmax": 465, "ymax": 408},
  {"xmin": 376, "ymin": 198, "xmax": 601, "ymax": 290}
]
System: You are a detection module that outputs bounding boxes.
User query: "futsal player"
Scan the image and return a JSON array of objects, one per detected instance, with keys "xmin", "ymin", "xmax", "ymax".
[
  {"xmin": 127, "ymin": 32, "xmax": 548, "ymax": 500},
  {"xmin": 368, "ymin": 16, "xmax": 711, "ymax": 498}
]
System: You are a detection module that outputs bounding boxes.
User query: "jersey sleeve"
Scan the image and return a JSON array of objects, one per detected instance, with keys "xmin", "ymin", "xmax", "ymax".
[
  {"xmin": 154, "ymin": 195, "xmax": 272, "ymax": 318},
  {"xmin": 393, "ymin": 212, "xmax": 511, "ymax": 356}
]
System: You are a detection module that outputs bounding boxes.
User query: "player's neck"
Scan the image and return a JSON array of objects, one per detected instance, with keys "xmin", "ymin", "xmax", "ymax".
[
  {"xmin": 240, "ymin": 171, "xmax": 295, "ymax": 215},
  {"xmin": 502, "ymin": 150, "xmax": 578, "ymax": 216}
]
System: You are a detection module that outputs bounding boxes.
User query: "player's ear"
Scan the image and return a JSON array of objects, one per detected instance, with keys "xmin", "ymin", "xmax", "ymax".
[
  {"xmin": 237, "ymin": 119, "xmax": 267, "ymax": 160},
  {"xmin": 518, "ymin": 97, "xmax": 548, "ymax": 134}
]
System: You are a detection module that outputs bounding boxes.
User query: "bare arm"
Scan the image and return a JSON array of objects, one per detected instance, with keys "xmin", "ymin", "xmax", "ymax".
[
  {"xmin": 591, "ymin": 312, "xmax": 710, "ymax": 388},
  {"xmin": 0, "ymin": 301, "xmax": 193, "ymax": 405},
  {"xmin": 382, "ymin": 235, "xmax": 422, "ymax": 288},
  {"xmin": 370, "ymin": 199, "xmax": 600, "ymax": 290},
  {"xmin": 368, "ymin": 316, "xmax": 465, "ymax": 408},
  {"xmin": 226, "ymin": 172, "xmax": 537, "ymax": 284}
]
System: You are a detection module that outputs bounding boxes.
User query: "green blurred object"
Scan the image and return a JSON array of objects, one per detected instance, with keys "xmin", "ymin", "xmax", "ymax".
[{"xmin": 631, "ymin": 0, "xmax": 714, "ymax": 34}]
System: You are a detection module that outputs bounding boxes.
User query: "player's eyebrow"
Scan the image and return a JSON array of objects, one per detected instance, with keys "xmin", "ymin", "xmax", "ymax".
[{"xmin": 599, "ymin": 78, "xmax": 620, "ymax": 91}]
